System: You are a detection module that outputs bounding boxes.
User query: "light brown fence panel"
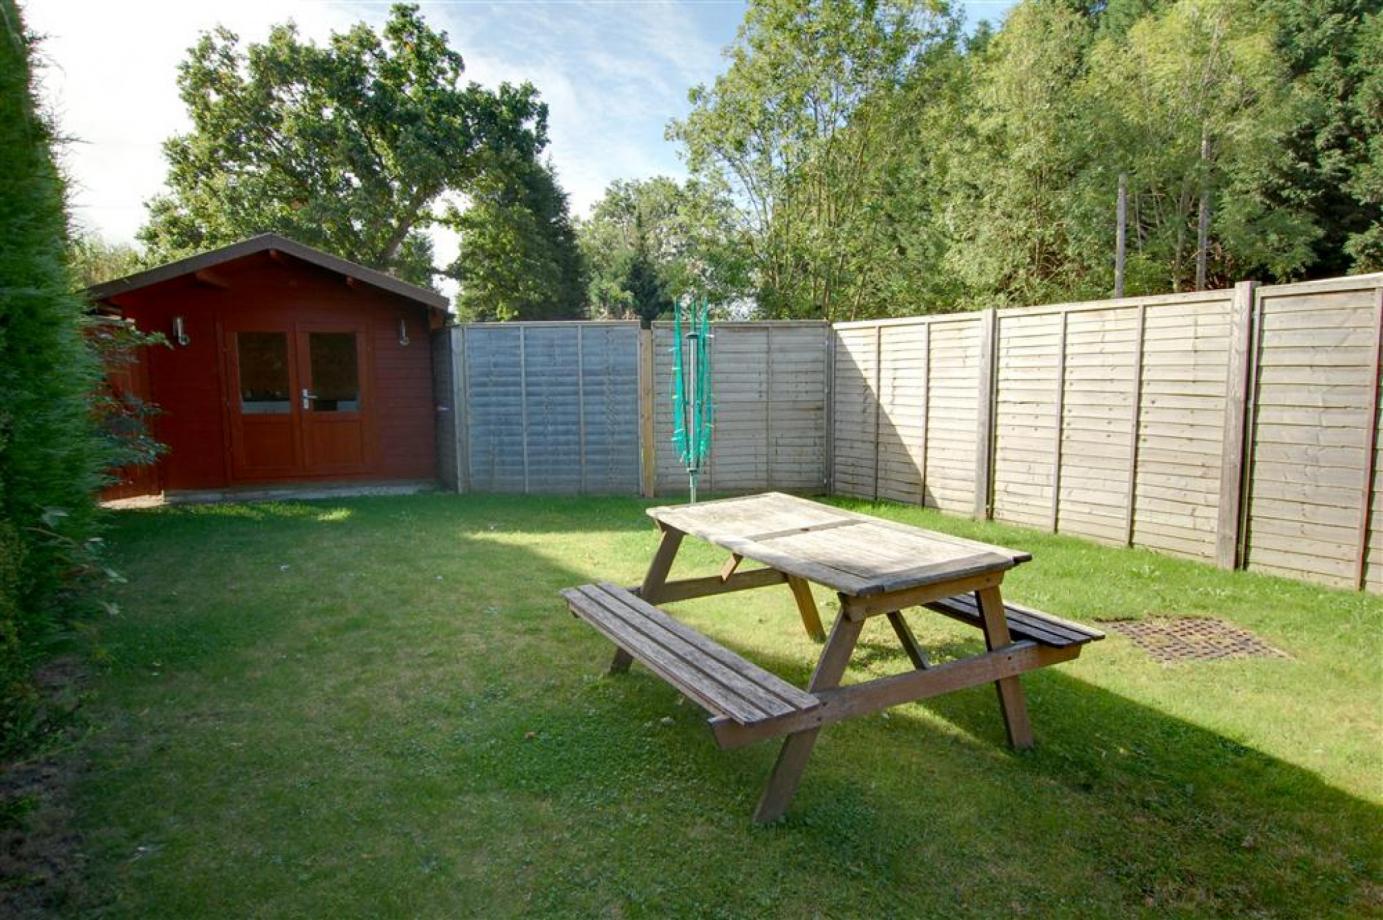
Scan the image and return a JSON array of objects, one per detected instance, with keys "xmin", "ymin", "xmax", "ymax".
[
  {"xmin": 876, "ymin": 321, "xmax": 929, "ymax": 504},
  {"xmin": 830, "ymin": 325, "xmax": 881, "ymax": 498},
  {"xmin": 989, "ymin": 292, "xmax": 1233, "ymax": 559},
  {"xmin": 924, "ymin": 317, "xmax": 982, "ymax": 514},
  {"xmin": 653, "ymin": 321, "xmax": 828, "ymax": 497},
  {"xmin": 992, "ymin": 310, "xmax": 1064, "ymax": 529},
  {"xmin": 1130, "ymin": 294, "xmax": 1236, "ymax": 560},
  {"xmin": 1058, "ymin": 306, "xmax": 1141, "ymax": 543},
  {"xmin": 1244, "ymin": 277, "xmax": 1383, "ymax": 588}
]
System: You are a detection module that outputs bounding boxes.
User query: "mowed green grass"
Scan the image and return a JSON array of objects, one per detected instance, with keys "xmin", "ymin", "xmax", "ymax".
[{"xmin": 71, "ymin": 494, "xmax": 1380, "ymax": 917}]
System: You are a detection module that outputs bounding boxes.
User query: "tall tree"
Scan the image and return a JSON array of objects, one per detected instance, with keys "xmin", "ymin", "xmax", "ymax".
[
  {"xmin": 448, "ymin": 158, "xmax": 587, "ymax": 322},
  {"xmin": 1078, "ymin": 0, "xmax": 1311, "ymax": 292},
  {"xmin": 669, "ymin": 0, "xmax": 960, "ymax": 319},
  {"xmin": 578, "ymin": 176, "xmax": 746, "ymax": 320},
  {"xmin": 67, "ymin": 233, "xmax": 144, "ymax": 288},
  {"xmin": 140, "ymin": 3, "xmax": 548, "ymax": 287}
]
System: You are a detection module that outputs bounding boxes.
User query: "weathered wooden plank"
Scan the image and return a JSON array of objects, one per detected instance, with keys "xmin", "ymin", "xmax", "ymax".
[{"xmin": 711, "ymin": 641, "xmax": 1081, "ymax": 750}]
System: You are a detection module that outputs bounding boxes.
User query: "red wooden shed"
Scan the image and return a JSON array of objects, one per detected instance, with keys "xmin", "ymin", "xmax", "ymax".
[{"xmin": 91, "ymin": 234, "xmax": 451, "ymax": 499}]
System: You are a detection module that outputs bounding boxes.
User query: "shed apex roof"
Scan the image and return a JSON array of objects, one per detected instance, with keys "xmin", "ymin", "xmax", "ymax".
[{"xmin": 86, "ymin": 233, "xmax": 449, "ymax": 311}]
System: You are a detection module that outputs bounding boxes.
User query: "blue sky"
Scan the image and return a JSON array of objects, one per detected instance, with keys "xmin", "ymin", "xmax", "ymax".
[{"xmin": 29, "ymin": 0, "xmax": 1013, "ymax": 266}]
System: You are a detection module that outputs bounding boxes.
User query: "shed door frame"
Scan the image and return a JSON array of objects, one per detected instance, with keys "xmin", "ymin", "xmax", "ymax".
[{"xmin": 220, "ymin": 318, "xmax": 378, "ymax": 484}]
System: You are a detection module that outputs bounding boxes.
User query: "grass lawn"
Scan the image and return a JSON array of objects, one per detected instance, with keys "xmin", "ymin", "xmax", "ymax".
[{"xmin": 64, "ymin": 493, "xmax": 1380, "ymax": 916}]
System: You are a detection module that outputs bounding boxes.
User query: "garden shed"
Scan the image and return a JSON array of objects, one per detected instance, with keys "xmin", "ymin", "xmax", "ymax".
[{"xmin": 90, "ymin": 234, "xmax": 451, "ymax": 498}]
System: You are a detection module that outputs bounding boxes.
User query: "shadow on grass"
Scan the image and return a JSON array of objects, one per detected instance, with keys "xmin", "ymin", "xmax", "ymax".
[
  {"xmin": 87, "ymin": 495, "xmax": 1381, "ymax": 917},
  {"xmin": 510, "ymin": 630, "xmax": 1381, "ymax": 915}
]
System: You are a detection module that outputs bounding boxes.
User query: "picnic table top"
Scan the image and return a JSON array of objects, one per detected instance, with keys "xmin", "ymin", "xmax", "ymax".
[{"xmin": 647, "ymin": 492, "xmax": 1031, "ymax": 597}]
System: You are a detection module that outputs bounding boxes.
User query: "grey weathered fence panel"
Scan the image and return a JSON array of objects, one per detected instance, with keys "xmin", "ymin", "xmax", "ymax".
[
  {"xmin": 577, "ymin": 324, "xmax": 642, "ymax": 494},
  {"xmin": 460, "ymin": 322, "xmax": 640, "ymax": 494}
]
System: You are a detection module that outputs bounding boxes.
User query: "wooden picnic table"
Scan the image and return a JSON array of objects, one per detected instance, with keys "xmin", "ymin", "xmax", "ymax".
[{"xmin": 561, "ymin": 492, "xmax": 1102, "ymax": 823}]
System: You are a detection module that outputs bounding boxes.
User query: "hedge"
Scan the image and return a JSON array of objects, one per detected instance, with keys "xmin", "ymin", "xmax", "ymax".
[{"xmin": 0, "ymin": 1, "xmax": 106, "ymax": 754}]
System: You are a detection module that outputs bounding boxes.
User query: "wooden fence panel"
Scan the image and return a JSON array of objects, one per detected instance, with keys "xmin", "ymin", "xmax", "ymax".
[
  {"xmin": 1244, "ymin": 278, "xmax": 1383, "ymax": 587},
  {"xmin": 992, "ymin": 310, "xmax": 1063, "ymax": 529},
  {"xmin": 653, "ymin": 322, "xmax": 828, "ymax": 497},
  {"xmin": 768, "ymin": 324, "xmax": 830, "ymax": 491},
  {"xmin": 577, "ymin": 324, "xmax": 642, "ymax": 494},
  {"xmin": 876, "ymin": 322, "xmax": 927, "ymax": 504},
  {"xmin": 830, "ymin": 325, "xmax": 880, "ymax": 499},
  {"xmin": 462, "ymin": 322, "xmax": 640, "ymax": 494},
  {"xmin": 464, "ymin": 325, "xmax": 526, "ymax": 492},
  {"xmin": 1130, "ymin": 295, "xmax": 1235, "ymax": 560},
  {"xmin": 924, "ymin": 317, "xmax": 982, "ymax": 514}
]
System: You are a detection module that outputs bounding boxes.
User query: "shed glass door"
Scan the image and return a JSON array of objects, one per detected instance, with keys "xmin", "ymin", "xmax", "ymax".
[
  {"xmin": 229, "ymin": 330, "xmax": 303, "ymax": 479},
  {"xmin": 225, "ymin": 324, "xmax": 371, "ymax": 483},
  {"xmin": 297, "ymin": 327, "xmax": 368, "ymax": 474}
]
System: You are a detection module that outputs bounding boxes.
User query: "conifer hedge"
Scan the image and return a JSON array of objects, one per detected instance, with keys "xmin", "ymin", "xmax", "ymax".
[{"xmin": 0, "ymin": 1, "xmax": 104, "ymax": 753}]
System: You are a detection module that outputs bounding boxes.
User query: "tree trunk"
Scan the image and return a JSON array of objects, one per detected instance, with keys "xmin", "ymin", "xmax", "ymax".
[
  {"xmin": 1115, "ymin": 172, "xmax": 1128, "ymax": 298},
  {"xmin": 1196, "ymin": 130, "xmax": 1211, "ymax": 291}
]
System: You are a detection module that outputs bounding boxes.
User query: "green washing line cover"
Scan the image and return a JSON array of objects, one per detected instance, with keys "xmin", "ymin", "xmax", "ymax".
[{"xmin": 671, "ymin": 299, "xmax": 713, "ymax": 470}]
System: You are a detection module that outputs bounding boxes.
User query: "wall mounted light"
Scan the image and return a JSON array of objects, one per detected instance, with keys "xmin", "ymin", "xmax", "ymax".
[
  {"xmin": 172, "ymin": 315, "xmax": 190, "ymax": 347},
  {"xmin": 398, "ymin": 318, "xmax": 411, "ymax": 347}
]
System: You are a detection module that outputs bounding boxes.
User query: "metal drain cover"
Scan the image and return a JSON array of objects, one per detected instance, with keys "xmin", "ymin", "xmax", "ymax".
[{"xmin": 1103, "ymin": 617, "xmax": 1289, "ymax": 664}]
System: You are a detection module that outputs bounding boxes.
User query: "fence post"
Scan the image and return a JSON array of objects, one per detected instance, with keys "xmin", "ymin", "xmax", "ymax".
[
  {"xmin": 1050, "ymin": 310, "xmax": 1068, "ymax": 533},
  {"xmin": 872, "ymin": 324, "xmax": 883, "ymax": 502},
  {"xmin": 638, "ymin": 325, "xmax": 656, "ymax": 498},
  {"xmin": 1353, "ymin": 286, "xmax": 1383, "ymax": 588},
  {"xmin": 1215, "ymin": 280, "xmax": 1256, "ymax": 569},
  {"xmin": 452, "ymin": 324, "xmax": 469, "ymax": 493},
  {"xmin": 974, "ymin": 308, "xmax": 998, "ymax": 521},
  {"xmin": 824, "ymin": 324, "xmax": 835, "ymax": 495},
  {"xmin": 1122, "ymin": 304, "xmax": 1146, "ymax": 545}
]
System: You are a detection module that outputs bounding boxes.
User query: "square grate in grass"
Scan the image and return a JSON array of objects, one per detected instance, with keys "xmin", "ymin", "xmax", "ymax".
[{"xmin": 1103, "ymin": 616, "xmax": 1290, "ymax": 664}]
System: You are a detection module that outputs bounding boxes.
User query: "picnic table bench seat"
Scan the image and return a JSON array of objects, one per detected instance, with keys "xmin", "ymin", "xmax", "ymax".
[
  {"xmin": 924, "ymin": 594, "xmax": 1104, "ymax": 648},
  {"xmin": 560, "ymin": 582, "xmax": 821, "ymax": 727}
]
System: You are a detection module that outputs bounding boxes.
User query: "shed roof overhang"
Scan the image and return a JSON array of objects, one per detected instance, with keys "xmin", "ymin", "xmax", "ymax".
[{"xmin": 86, "ymin": 233, "xmax": 450, "ymax": 316}]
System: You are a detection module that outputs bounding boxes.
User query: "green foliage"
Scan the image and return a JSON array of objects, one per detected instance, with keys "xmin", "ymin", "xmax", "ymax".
[
  {"xmin": 140, "ymin": 3, "xmax": 549, "ymax": 288},
  {"xmin": 449, "ymin": 159, "xmax": 587, "ymax": 322},
  {"xmin": 67, "ymin": 234, "xmax": 145, "ymax": 289},
  {"xmin": 0, "ymin": 0, "xmax": 105, "ymax": 753},
  {"xmin": 622, "ymin": 242, "xmax": 671, "ymax": 325},
  {"xmin": 1343, "ymin": 10, "xmax": 1383, "ymax": 271},
  {"xmin": 674, "ymin": 0, "xmax": 1380, "ymax": 317},
  {"xmin": 578, "ymin": 177, "xmax": 747, "ymax": 321},
  {"xmin": 86, "ymin": 320, "xmax": 169, "ymax": 471},
  {"xmin": 670, "ymin": 0, "xmax": 960, "ymax": 319}
]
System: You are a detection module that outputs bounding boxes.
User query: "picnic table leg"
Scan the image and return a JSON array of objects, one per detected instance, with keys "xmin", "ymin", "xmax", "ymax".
[
  {"xmin": 752, "ymin": 605, "xmax": 862, "ymax": 823},
  {"xmin": 785, "ymin": 575, "xmax": 827, "ymax": 643},
  {"xmin": 886, "ymin": 610, "xmax": 929, "ymax": 670},
  {"xmin": 611, "ymin": 525, "xmax": 685, "ymax": 675},
  {"xmin": 976, "ymin": 586, "xmax": 1034, "ymax": 749}
]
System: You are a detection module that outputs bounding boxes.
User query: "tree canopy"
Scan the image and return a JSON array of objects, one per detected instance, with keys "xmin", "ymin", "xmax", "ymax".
[
  {"xmin": 577, "ymin": 176, "xmax": 746, "ymax": 322},
  {"xmin": 140, "ymin": 3, "xmax": 549, "ymax": 291},
  {"xmin": 449, "ymin": 158, "xmax": 587, "ymax": 322},
  {"xmin": 672, "ymin": 0, "xmax": 1381, "ymax": 318}
]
